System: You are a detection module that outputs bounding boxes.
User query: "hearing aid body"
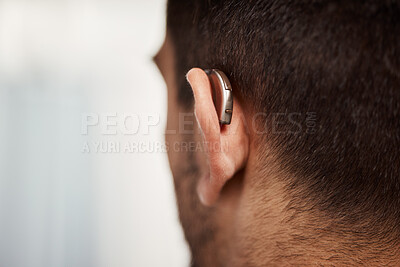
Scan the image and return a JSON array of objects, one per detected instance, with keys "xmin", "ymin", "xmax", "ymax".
[{"xmin": 204, "ymin": 69, "xmax": 233, "ymax": 125}]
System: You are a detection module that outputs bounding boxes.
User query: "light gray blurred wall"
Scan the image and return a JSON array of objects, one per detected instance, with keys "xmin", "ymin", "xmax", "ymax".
[{"xmin": 0, "ymin": 1, "xmax": 189, "ymax": 266}]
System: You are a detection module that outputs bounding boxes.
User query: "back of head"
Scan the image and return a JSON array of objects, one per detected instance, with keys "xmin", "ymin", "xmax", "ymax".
[{"xmin": 167, "ymin": 0, "xmax": 400, "ymax": 265}]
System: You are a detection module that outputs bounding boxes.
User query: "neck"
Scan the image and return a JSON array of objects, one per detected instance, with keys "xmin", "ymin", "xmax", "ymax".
[{"xmin": 223, "ymin": 153, "xmax": 400, "ymax": 266}]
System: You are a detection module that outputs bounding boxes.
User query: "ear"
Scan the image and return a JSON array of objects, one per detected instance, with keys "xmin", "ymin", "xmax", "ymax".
[{"xmin": 186, "ymin": 68, "xmax": 249, "ymax": 206}]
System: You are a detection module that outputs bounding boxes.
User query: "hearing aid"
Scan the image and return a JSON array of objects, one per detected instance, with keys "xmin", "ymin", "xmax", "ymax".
[{"xmin": 204, "ymin": 69, "xmax": 233, "ymax": 125}]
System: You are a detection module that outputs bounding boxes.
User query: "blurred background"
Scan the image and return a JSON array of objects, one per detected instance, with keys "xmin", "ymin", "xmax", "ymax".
[{"xmin": 0, "ymin": 0, "xmax": 189, "ymax": 266}]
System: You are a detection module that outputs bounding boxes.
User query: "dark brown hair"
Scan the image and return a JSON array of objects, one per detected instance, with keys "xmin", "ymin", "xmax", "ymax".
[{"xmin": 167, "ymin": 0, "xmax": 400, "ymax": 242}]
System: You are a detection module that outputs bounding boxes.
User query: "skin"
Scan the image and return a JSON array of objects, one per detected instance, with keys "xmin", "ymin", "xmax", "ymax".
[
  {"xmin": 154, "ymin": 34, "xmax": 233, "ymax": 266},
  {"xmin": 154, "ymin": 33, "xmax": 289, "ymax": 267},
  {"xmin": 153, "ymin": 34, "xmax": 400, "ymax": 266}
]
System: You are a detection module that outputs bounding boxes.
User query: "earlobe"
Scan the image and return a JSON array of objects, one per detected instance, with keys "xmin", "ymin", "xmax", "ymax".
[{"xmin": 187, "ymin": 68, "xmax": 249, "ymax": 206}]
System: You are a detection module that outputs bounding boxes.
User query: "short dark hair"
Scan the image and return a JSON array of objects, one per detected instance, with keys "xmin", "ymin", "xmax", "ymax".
[{"xmin": 167, "ymin": 0, "xmax": 400, "ymax": 240}]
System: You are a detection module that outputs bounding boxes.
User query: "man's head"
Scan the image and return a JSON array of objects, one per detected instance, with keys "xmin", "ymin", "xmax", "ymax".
[{"xmin": 154, "ymin": 0, "xmax": 400, "ymax": 266}]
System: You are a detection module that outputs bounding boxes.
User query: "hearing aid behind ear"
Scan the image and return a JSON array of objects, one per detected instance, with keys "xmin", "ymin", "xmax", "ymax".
[{"xmin": 204, "ymin": 69, "xmax": 233, "ymax": 125}]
